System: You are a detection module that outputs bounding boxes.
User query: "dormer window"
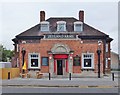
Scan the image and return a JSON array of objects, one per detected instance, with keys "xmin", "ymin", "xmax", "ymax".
[
  {"xmin": 57, "ymin": 21, "xmax": 66, "ymax": 32},
  {"xmin": 74, "ymin": 21, "xmax": 83, "ymax": 32},
  {"xmin": 40, "ymin": 21, "xmax": 49, "ymax": 32}
]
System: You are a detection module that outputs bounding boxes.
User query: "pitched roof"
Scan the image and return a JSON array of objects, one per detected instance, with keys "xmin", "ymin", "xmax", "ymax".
[{"xmin": 15, "ymin": 17, "xmax": 112, "ymax": 41}]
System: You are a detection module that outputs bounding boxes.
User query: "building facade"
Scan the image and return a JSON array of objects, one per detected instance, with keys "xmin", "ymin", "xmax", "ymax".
[
  {"xmin": 111, "ymin": 52, "xmax": 119, "ymax": 70},
  {"xmin": 12, "ymin": 10, "xmax": 113, "ymax": 76}
]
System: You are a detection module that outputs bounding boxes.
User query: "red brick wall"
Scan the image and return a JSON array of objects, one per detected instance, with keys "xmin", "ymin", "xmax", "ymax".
[
  {"xmin": 73, "ymin": 66, "xmax": 81, "ymax": 73},
  {"xmin": 18, "ymin": 39, "xmax": 104, "ymax": 73},
  {"xmin": 41, "ymin": 66, "xmax": 49, "ymax": 73}
]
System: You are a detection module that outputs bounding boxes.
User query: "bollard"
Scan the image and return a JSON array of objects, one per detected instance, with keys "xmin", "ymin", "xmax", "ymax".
[
  {"xmin": 112, "ymin": 73, "xmax": 114, "ymax": 81},
  {"xmin": 8, "ymin": 72, "xmax": 10, "ymax": 79},
  {"xmin": 49, "ymin": 73, "xmax": 51, "ymax": 80},
  {"xmin": 69, "ymin": 73, "xmax": 71, "ymax": 80}
]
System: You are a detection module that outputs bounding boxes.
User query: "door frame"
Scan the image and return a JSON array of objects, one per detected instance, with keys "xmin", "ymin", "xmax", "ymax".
[{"xmin": 57, "ymin": 59, "xmax": 63, "ymax": 75}]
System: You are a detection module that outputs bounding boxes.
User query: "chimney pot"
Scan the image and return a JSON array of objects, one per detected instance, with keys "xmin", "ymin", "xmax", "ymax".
[
  {"xmin": 79, "ymin": 10, "xmax": 84, "ymax": 22},
  {"xmin": 40, "ymin": 11, "xmax": 45, "ymax": 22}
]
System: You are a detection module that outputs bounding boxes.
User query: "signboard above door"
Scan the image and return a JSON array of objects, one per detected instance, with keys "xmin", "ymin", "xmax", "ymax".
[{"xmin": 44, "ymin": 34, "xmax": 77, "ymax": 39}]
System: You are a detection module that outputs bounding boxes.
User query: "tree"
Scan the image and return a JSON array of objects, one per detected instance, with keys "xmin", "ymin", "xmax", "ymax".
[
  {"xmin": 0, "ymin": 44, "xmax": 14, "ymax": 62},
  {"xmin": 0, "ymin": 45, "xmax": 3, "ymax": 61}
]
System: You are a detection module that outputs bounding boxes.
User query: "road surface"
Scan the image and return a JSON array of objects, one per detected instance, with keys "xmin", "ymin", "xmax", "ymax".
[{"xmin": 2, "ymin": 87, "xmax": 119, "ymax": 93}]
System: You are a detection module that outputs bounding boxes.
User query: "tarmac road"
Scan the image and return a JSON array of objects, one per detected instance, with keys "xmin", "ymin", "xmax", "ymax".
[{"xmin": 2, "ymin": 87, "xmax": 119, "ymax": 93}]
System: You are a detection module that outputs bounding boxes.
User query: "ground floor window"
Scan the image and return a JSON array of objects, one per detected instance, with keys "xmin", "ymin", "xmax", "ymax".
[
  {"xmin": 82, "ymin": 53, "xmax": 94, "ymax": 69},
  {"xmin": 28, "ymin": 53, "xmax": 40, "ymax": 69},
  {"xmin": 106, "ymin": 58, "xmax": 108, "ymax": 68},
  {"xmin": 42, "ymin": 57, "xmax": 49, "ymax": 66}
]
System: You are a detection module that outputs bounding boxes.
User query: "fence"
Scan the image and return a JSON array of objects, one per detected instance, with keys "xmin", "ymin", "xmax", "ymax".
[{"xmin": 0, "ymin": 68, "xmax": 20, "ymax": 80}]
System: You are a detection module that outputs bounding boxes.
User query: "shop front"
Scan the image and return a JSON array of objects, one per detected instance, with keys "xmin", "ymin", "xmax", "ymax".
[{"xmin": 48, "ymin": 43, "xmax": 73, "ymax": 76}]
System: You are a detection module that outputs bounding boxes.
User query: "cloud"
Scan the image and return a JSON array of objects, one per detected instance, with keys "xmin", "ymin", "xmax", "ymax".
[{"xmin": 1, "ymin": 2, "xmax": 118, "ymax": 53}]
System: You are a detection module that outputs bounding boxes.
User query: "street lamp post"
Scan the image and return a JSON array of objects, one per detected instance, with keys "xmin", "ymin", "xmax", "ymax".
[
  {"xmin": 97, "ymin": 41, "xmax": 101, "ymax": 78},
  {"xmin": 21, "ymin": 48, "xmax": 26, "ymax": 74}
]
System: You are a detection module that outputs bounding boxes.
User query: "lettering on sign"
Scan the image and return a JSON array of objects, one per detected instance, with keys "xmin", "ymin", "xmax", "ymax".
[{"xmin": 45, "ymin": 34, "xmax": 77, "ymax": 39}]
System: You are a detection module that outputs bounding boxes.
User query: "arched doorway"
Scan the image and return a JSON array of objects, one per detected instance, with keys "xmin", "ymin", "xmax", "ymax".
[{"xmin": 48, "ymin": 43, "xmax": 73, "ymax": 76}]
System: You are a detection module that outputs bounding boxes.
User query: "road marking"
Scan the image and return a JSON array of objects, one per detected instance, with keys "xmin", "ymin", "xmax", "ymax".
[{"xmin": 2, "ymin": 85, "xmax": 118, "ymax": 88}]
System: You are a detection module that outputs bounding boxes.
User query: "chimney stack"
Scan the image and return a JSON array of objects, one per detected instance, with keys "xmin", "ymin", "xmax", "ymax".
[
  {"xmin": 40, "ymin": 11, "xmax": 45, "ymax": 22},
  {"xmin": 79, "ymin": 10, "xmax": 84, "ymax": 22}
]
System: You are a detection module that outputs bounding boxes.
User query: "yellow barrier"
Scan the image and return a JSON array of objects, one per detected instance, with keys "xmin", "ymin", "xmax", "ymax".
[{"xmin": 0, "ymin": 68, "xmax": 20, "ymax": 80}]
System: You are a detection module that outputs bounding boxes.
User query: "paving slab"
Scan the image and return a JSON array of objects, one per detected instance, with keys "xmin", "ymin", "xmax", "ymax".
[{"xmin": 1, "ymin": 76, "xmax": 118, "ymax": 88}]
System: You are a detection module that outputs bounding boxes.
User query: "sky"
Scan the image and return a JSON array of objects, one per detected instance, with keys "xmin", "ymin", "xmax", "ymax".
[{"xmin": 0, "ymin": 1, "xmax": 119, "ymax": 54}]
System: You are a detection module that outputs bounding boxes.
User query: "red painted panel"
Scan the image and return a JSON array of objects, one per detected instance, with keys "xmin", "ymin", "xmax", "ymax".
[
  {"xmin": 54, "ymin": 54, "xmax": 68, "ymax": 59},
  {"xmin": 66, "ymin": 60, "xmax": 68, "ymax": 72},
  {"xmin": 54, "ymin": 60, "xmax": 56, "ymax": 73}
]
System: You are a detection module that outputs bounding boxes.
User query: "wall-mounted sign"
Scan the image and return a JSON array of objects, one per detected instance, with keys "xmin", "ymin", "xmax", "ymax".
[
  {"xmin": 73, "ymin": 56, "xmax": 80, "ymax": 66},
  {"xmin": 45, "ymin": 34, "xmax": 77, "ymax": 39}
]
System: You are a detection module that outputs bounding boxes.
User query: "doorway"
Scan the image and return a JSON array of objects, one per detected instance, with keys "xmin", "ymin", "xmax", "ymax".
[{"xmin": 57, "ymin": 60, "xmax": 63, "ymax": 75}]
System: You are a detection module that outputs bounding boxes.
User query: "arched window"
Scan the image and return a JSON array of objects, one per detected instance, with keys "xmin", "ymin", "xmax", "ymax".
[
  {"xmin": 57, "ymin": 21, "xmax": 66, "ymax": 32},
  {"xmin": 40, "ymin": 21, "xmax": 49, "ymax": 32},
  {"xmin": 74, "ymin": 21, "xmax": 83, "ymax": 32}
]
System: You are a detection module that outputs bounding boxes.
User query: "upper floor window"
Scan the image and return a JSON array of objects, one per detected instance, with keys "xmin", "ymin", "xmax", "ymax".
[
  {"xmin": 40, "ymin": 21, "xmax": 49, "ymax": 32},
  {"xmin": 106, "ymin": 43, "xmax": 108, "ymax": 52},
  {"xmin": 16, "ymin": 44, "xmax": 19, "ymax": 52},
  {"xmin": 74, "ymin": 21, "xmax": 83, "ymax": 32},
  {"xmin": 57, "ymin": 21, "xmax": 66, "ymax": 32}
]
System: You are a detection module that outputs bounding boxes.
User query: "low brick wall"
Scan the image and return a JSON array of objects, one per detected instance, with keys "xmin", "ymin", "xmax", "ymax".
[{"xmin": 0, "ymin": 68, "xmax": 20, "ymax": 80}]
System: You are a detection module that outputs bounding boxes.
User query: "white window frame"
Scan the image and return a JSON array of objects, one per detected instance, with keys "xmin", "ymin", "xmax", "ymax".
[
  {"xmin": 28, "ymin": 53, "xmax": 40, "ymax": 69},
  {"xmin": 82, "ymin": 53, "xmax": 94, "ymax": 69},
  {"xmin": 74, "ymin": 21, "xmax": 83, "ymax": 32},
  {"xmin": 40, "ymin": 21, "xmax": 49, "ymax": 31},
  {"xmin": 16, "ymin": 44, "xmax": 19, "ymax": 52},
  {"xmin": 106, "ymin": 58, "xmax": 108, "ymax": 68},
  {"xmin": 106, "ymin": 43, "xmax": 108, "ymax": 52},
  {"xmin": 57, "ymin": 21, "xmax": 66, "ymax": 32}
]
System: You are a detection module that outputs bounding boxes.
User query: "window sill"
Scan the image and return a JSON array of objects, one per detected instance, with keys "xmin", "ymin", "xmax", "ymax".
[
  {"xmin": 81, "ymin": 68, "xmax": 94, "ymax": 71},
  {"xmin": 28, "ymin": 68, "xmax": 40, "ymax": 71}
]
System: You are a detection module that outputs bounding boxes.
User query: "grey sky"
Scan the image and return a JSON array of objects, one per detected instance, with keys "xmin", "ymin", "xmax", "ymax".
[{"xmin": 0, "ymin": 2, "xmax": 118, "ymax": 53}]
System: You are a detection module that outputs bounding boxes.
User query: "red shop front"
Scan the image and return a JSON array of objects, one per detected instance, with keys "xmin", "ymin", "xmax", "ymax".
[{"xmin": 53, "ymin": 54, "xmax": 68, "ymax": 75}]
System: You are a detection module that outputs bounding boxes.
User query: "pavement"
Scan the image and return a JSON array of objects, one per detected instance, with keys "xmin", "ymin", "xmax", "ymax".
[{"xmin": 1, "ymin": 75, "xmax": 119, "ymax": 88}]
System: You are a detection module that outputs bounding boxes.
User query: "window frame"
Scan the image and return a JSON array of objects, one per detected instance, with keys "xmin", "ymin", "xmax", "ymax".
[
  {"xmin": 57, "ymin": 21, "xmax": 66, "ymax": 32},
  {"xmin": 41, "ymin": 57, "xmax": 49, "ymax": 66},
  {"xmin": 82, "ymin": 53, "xmax": 94, "ymax": 69},
  {"xmin": 16, "ymin": 44, "xmax": 19, "ymax": 52},
  {"xmin": 73, "ymin": 56, "xmax": 80, "ymax": 66},
  {"xmin": 106, "ymin": 58, "xmax": 108, "ymax": 68},
  {"xmin": 74, "ymin": 21, "xmax": 83, "ymax": 32},
  {"xmin": 106, "ymin": 43, "xmax": 108, "ymax": 52},
  {"xmin": 40, "ymin": 21, "xmax": 49, "ymax": 32},
  {"xmin": 28, "ymin": 53, "xmax": 40, "ymax": 69}
]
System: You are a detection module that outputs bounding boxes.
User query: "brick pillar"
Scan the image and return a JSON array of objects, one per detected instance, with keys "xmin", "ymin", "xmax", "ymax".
[{"xmin": 79, "ymin": 10, "xmax": 84, "ymax": 22}]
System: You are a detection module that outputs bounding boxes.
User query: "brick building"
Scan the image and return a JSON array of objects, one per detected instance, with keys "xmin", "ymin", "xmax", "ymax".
[{"xmin": 12, "ymin": 10, "xmax": 113, "ymax": 77}]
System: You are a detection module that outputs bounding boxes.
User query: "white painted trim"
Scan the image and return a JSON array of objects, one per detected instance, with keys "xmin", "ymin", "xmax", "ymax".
[
  {"xmin": 106, "ymin": 43, "xmax": 108, "ymax": 52},
  {"xmin": 82, "ymin": 53, "xmax": 94, "ymax": 69},
  {"xmin": 28, "ymin": 53, "xmax": 40, "ymax": 69},
  {"xmin": 57, "ymin": 21, "xmax": 66, "ymax": 31},
  {"xmin": 57, "ymin": 21, "xmax": 66, "ymax": 24},
  {"xmin": 40, "ymin": 21, "xmax": 49, "ymax": 24},
  {"xmin": 16, "ymin": 44, "xmax": 19, "ymax": 52},
  {"xmin": 40, "ymin": 21, "xmax": 49, "ymax": 32},
  {"xmin": 74, "ymin": 21, "xmax": 83, "ymax": 24},
  {"xmin": 74, "ymin": 21, "xmax": 83, "ymax": 32}
]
